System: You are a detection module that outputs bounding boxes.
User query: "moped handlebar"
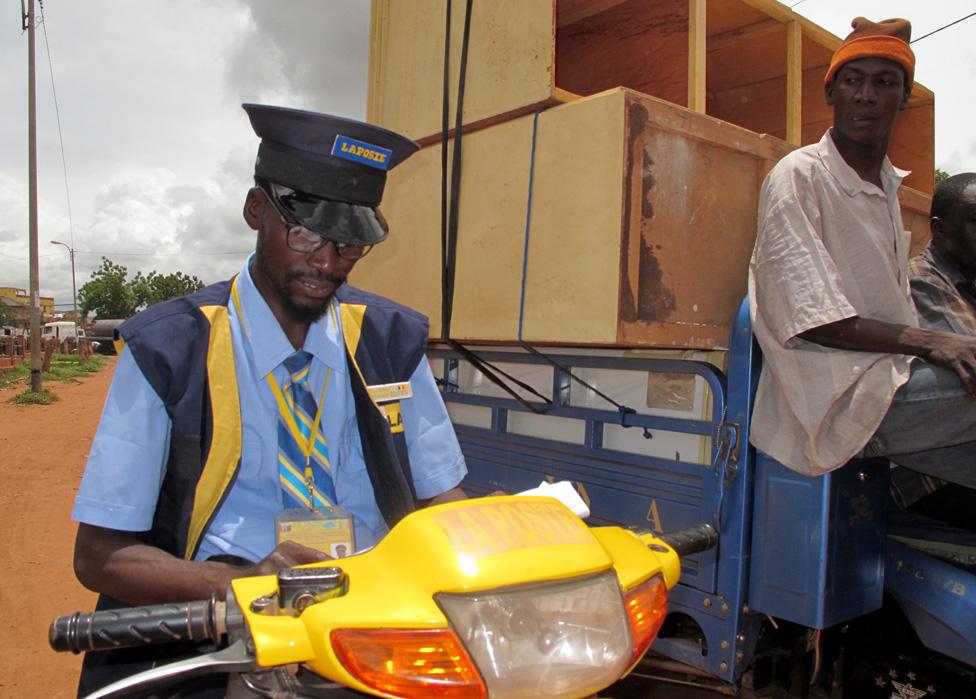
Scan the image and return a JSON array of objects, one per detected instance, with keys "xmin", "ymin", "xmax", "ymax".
[
  {"xmin": 657, "ymin": 524, "xmax": 718, "ymax": 556},
  {"xmin": 49, "ymin": 597, "xmax": 223, "ymax": 654}
]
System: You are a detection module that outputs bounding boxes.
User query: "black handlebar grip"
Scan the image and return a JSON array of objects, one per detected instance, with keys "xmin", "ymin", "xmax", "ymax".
[
  {"xmin": 49, "ymin": 598, "xmax": 220, "ymax": 654},
  {"xmin": 657, "ymin": 524, "xmax": 718, "ymax": 557}
]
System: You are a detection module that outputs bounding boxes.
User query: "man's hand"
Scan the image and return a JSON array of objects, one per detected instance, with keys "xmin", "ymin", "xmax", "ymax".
[
  {"xmin": 74, "ymin": 524, "xmax": 331, "ymax": 606},
  {"xmin": 799, "ymin": 316, "xmax": 976, "ymax": 397},
  {"xmin": 241, "ymin": 540, "xmax": 331, "ymax": 578},
  {"xmin": 916, "ymin": 332, "xmax": 976, "ymax": 396}
]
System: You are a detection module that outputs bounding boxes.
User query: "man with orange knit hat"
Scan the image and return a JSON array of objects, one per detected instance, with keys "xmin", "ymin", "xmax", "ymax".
[{"xmin": 749, "ymin": 17, "xmax": 976, "ymax": 499}]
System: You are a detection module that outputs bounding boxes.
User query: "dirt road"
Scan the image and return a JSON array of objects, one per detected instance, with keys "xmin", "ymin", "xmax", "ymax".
[{"xmin": 0, "ymin": 360, "xmax": 114, "ymax": 698}]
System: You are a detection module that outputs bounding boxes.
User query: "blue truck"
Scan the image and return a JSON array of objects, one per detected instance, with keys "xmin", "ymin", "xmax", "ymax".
[
  {"xmin": 433, "ymin": 300, "xmax": 976, "ymax": 697},
  {"xmin": 361, "ymin": 2, "xmax": 973, "ymax": 695}
]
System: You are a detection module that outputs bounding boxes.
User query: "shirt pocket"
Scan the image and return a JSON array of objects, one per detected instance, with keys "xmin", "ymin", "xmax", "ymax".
[
  {"xmin": 239, "ymin": 436, "xmax": 268, "ymax": 480},
  {"xmin": 335, "ymin": 427, "xmax": 369, "ymax": 501}
]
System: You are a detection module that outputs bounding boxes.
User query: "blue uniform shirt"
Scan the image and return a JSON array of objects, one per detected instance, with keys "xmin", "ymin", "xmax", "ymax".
[{"xmin": 73, "ymin": 257, "xmax": 466, "ymax": 560}]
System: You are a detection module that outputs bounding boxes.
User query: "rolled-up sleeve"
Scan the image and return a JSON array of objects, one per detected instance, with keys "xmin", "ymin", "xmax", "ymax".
[
  {"xmin": 751, "ymin": 182, "xmax": 857, "ymax": 347},
  {"xmin": 72, "ymin": 346, "xmax": 171, "ymax": 531},
  {"xmin": 400, "ymin": 357, "xmax": 467, "ymax": 500}
]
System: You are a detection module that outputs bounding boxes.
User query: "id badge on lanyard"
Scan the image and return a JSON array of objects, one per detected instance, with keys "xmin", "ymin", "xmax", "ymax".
[
  {"xmin": 276, "ymin": 507, "xmax": 355, "ymax": 559},
  {"xmin": 265, "ymin": 303, "xmax": 355, "ymax": 558}
]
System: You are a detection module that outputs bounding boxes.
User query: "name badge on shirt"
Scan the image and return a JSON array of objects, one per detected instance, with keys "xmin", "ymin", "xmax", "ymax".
[
  {"xmin": 367, "ymin": 381, "xmax": 412, "ymax": 403},
  {"xmin": 368, "ymin": 381, "xmax": 411, "ymax": 434}
]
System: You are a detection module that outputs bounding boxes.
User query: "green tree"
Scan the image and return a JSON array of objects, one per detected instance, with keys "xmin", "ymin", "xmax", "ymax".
[
  {"xmin": 78, "ymin": 258, "xmax": 206, "ymax": 319},
  {"xmin": 131, "ymin": 270, "xmax": 205, "ymax": 309},
  {"xmin": 0, "ymin": 302, "xmax": 15, "ymax": 328},
  {"xmin": 936, "ymin": 168, "xmax": 951, "ymax": 186},
  {"xmin": 78, "ymin": 257, "xmax": 136, "ymax": 319}
]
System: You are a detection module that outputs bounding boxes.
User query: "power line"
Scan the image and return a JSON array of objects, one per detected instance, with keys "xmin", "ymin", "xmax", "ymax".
[
  {"xmin": 37, "ymin": 0, "xmax": 76, "ymax": 252},
  {"xmin": 912, "ymin": 12, "xmax": 976, "ymax": 44},
  {"xmin": 75, "ymin": 250, "xmax": 251, "ymax": 258},
  {"xmin": 2, "ymin": 248, "xmax": 250, "ymax": 259}
]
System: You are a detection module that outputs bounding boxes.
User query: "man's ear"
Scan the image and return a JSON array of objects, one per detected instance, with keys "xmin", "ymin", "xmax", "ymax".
[
  {"xmin": 930, "ymin": 216, "xmax": 944, "ymax": 240},
  {"xmin": 824, "ymin": 79, "xmax": 836, "ymax": 106},
  {"xmin": 243, "ymin": 187, "xmax": 263, "ymax": 231},
  {"xmin": 900, "ymin": 86, "xmax": 911, "ymax": 110}
]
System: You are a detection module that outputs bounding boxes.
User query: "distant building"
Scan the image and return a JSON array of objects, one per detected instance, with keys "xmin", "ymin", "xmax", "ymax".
[{"xmin": 0, "ymin": 287, "xmax": 56, "ymax": 327}]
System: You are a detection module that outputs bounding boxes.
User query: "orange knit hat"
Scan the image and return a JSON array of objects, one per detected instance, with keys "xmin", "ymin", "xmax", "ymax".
[{"xmin": 824, "ymin": 17, "xmax": 915, "ymax": 86}]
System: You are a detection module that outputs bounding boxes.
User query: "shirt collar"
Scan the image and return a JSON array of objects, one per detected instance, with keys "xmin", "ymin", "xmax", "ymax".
[
  {"xmin": 818, "ymin": 129, "xmax": 910, "ymax": 198},
  {"xmin": 234, "ymin": 254, "xmax": 347, "ymax": 379}
]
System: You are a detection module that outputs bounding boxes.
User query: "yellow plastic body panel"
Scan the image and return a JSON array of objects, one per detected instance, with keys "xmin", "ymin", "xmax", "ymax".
[{"xmin": 232, "ymin": 496, "xmax": 681, "ymax": 692}]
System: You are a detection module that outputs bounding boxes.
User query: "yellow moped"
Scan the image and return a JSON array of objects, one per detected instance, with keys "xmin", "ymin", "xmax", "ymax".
[{"xmin": 51, "ymin": 495, "xmax": 714, "ymax": 698}]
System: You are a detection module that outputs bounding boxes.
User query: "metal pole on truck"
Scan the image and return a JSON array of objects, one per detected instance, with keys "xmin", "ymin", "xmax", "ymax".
[{"xmin": 24, "ymin": 0, "xmax": 43, "ymax": 392}]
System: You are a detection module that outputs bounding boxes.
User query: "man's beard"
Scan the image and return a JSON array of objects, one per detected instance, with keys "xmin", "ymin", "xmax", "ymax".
[{"xmin": 255, "ymin": 253, "xmax": 344, "ymax": 324}]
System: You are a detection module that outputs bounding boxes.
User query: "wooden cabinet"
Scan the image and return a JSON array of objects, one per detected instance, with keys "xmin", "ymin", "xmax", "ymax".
[
  {"xmin": 360, "ymin": 1, "xmax": 934, "ymax": 348},
  {"xmin": 368, "ymin": 0, "xmax": 934, "ymax": 193}
]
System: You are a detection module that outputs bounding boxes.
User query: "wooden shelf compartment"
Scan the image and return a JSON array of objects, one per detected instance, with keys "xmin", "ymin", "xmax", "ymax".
[{"xmin": 368, "ymin": 0, "xmax": 934, "ymax": 193}]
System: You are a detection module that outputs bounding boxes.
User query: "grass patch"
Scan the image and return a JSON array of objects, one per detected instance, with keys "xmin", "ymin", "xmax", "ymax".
[
  {"xmin": 0, "ymin": 353, "xmax": 107, "ymax": 389},
  {"xmin": 10, "ymin": 389, "xmax": 59, "ymax": 404}
]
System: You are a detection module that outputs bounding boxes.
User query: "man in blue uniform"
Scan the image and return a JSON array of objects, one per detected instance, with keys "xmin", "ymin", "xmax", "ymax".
[{"xmin": 70, "ymin": 104, "xmax": 468, "ymax": 695}]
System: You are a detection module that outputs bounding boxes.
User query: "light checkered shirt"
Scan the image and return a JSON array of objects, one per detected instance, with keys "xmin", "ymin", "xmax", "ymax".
[
  {"xmin": 910, "ymin": 243, "xmax": 976, "ymax": 336},
  {"xmin": 885, "ymin": 242, "xmax": 976, "ymax": 506}
]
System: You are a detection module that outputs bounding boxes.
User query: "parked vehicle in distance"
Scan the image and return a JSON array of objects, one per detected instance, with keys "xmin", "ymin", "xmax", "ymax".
[
  {"xmin": 41, "ymin": 321, "xmax": 84, "ymax": 341},
  {"xmin": 87, "ymin": 318, "xmax": 124, "ymax": 355}
]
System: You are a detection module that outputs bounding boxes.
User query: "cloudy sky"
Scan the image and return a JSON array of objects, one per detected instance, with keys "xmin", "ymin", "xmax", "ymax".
[{"xmin": 1, "ymin": 1, "xmax": 974, "ymax": 313}]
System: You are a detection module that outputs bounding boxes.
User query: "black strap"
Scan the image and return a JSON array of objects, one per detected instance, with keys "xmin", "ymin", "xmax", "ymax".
[
  {"xmin": 447, "ymin": 339, "xmax": 550, "ymax": 414},
  {"xmin": 441, "ymin": 0, "xmax": 474, "ymax": 340},
  {"xmin": 518, "ymin": 341, "xmax": 652, "ymax": 438},
  {"xmin": 436, "ymin": 0, "xmax": 551, "ymax": 417},
  {"xmin": 440, "ymin": 0, "xmax": 452, "ymax": 335}
]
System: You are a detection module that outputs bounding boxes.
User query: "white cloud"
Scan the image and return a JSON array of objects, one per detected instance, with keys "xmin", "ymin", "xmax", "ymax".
[
  {"xmin": 226, "ymin": 0, "xmax": 370, "ymax": 116},
  {"xmin": 3, "ymin": 1, "xmax": 974, "ymax": 310}
]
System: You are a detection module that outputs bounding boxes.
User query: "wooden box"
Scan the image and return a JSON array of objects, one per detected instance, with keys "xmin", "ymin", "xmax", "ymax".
[
  {"xmin": 368, "ymin": 0, "xmax": 935, "ymax": 193},
  {"xmin": 355, "ymin": 88, "xmax": 928, "ymax": 349}
]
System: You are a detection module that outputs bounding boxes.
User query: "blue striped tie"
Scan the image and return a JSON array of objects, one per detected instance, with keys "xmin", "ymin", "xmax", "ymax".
[{"xmin": 277, "ymin": 350, "xmax": 337, "ymax": 510}]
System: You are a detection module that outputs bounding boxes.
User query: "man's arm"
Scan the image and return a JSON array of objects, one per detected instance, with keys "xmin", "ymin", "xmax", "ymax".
[
  {"xmin": 799, "ymin": 317, "xmax": 976, "ymax": 395},
  {"xmin": 418, "ymin": 487, "xmax": 467, "ymax": 508},
  {"xmin": 402, "ymin": 356, "xmax": 469, "ymax": 502},
  {"xmin": 73, "ymin": 348, "xmax": 330, "ymax": 606},
  {"xmin": 74, "ymin": 524, "xmax": 330, "ymax": 606}
]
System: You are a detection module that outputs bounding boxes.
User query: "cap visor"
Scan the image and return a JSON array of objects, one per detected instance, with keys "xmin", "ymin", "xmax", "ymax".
[{"xmin": 274, "ymin": 184, "xmax": 389, "ymax": 245}]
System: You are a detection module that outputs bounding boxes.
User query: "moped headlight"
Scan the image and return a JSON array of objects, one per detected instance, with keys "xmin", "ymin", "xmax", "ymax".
[{"xmin": 437, "ymin": 571, "xmax": 636, "ymax": 699}]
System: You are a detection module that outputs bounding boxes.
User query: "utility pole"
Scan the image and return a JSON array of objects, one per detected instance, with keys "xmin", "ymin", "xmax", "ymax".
[
  {"xmin": 51, "ymin": 240, "xmax": 77, "ymax": 331},
  {"xmin": 25, "ymin": 0, "xmax": 42, "ymax": 392}
]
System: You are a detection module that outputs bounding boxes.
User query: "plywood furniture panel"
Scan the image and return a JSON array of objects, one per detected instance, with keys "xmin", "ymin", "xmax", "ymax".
[
  {"xmin": 616, "ymin": 92, "xmax": 791, "ymax": 347},
  {"xmin": 365, "ymin": 2, "xmax": 936, "ymax": 348},
  {"xmin": 517, "ymin": 92, "xmax": 626, "ymax": 344},
  {"xmin": 355, "ymin": 90, "xmax": 627, "ymax": 343},
  {"xmin": 357, "ymin": 90, "xmax": 783, "ymax": 348},
  {"xmin": 370, "ymin": 0, "xmax": 935, "ymax": 192},
  {"xmin": 367, "ymin": 0, "xmax": 556, "ymax": 143},
  {"xmin": 900, "ymin": 187, "xmax": 933, "ymax": 258},
  {"xmin": 556, "ymin": 0, "xmax": 689, "ymax": 107}
]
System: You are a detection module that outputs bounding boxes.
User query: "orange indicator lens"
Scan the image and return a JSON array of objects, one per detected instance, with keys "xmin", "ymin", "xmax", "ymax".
[
  {"xmin": 331, "ymin": 628, "xmax": 486, "ymax": 698},
  {"xmin": 624, "ymin": 574, "xmax": 669, "ymax": 670}
]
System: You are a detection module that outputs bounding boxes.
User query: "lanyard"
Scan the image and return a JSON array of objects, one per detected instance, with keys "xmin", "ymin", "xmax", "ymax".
[
  {"xmin": 267, "ymin": 366, "xmax": 332, "ymax": 507},
  {"xmin": 231, "ymin": 276, "xmax": 341, "ymax": 508},
  {"xmin": 267, "ymin": 302, "xmax": 340, "ymax": 508}
]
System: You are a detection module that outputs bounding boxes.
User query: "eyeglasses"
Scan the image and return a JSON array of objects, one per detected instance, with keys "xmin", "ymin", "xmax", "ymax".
[{"xmin": 260, "ymin": 187, "xmax": 373, "ymax": 260}]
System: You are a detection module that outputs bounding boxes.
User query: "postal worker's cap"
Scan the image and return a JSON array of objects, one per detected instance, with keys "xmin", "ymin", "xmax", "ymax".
[{"xmin": 243, "ymin": 103, "xmax": 419, "ymax": 246}]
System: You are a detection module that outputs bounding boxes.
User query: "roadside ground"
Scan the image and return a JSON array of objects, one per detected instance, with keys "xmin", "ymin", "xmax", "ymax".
[{"xmin": 0, "ymin": 358, "xmax": 115, "ymax": 697}]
